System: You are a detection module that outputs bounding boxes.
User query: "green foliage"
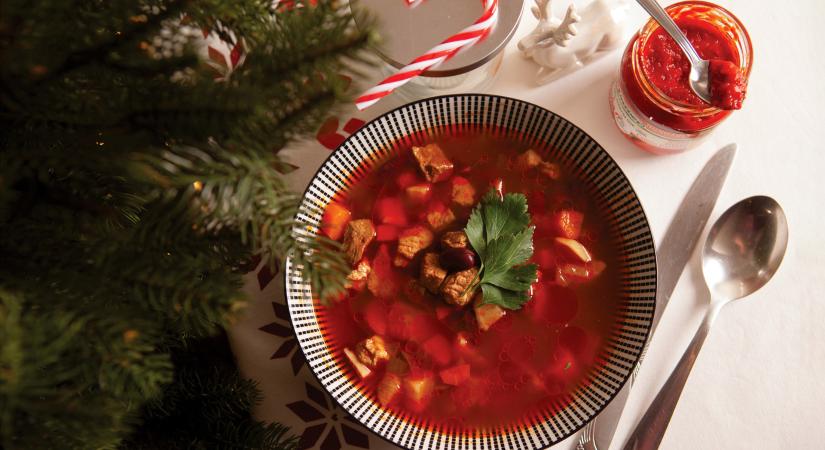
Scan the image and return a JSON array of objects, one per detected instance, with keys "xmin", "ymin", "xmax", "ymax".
[
  {"xmin": 123, "ymin": 333, "xmax": 298, "ymax": 450},
  {"xmin": 465, "ymin": 190, "xmax": 539, "ymax": 310},
  {"xmin": 0, "ymin": 0, "xmax": 374, "ymax": 448}
]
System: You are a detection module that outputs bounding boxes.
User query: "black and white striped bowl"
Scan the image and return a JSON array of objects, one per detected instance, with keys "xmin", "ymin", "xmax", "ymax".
[{"xmin": 285, "ymin": 95, "xmax": 656, "ymax": 450}]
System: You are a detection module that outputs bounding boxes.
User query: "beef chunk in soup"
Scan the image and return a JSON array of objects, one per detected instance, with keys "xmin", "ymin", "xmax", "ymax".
[
  {"xmin": 412, "ymin": 143, "xmax": 454, "ymax": 183},
  {"xmin": 441, "ymin": 230, "xmax": 469, "ymax": 250},
  {"xmin": 514, "ymin": 148, "xmax": 543, "ymax": 170},
  {"xmin": 347, "ymin": 260, "xmax": 371, "ymax": 282},
  {"xmin": 451, "ymin": 176, "xmax": 476, "ymax": 207},
  {"xmin": 426, "ymin": 204, "xmax": 456, "ymax": 231},
  {"xmin": 440, "ymin": 267, "xmax": 478, "ymax": 306},
  {"xmin": 344, "ymin": 260, "xmax": 371, "ymax": 292},
  {"xmin": 394, "ymin": 226, "xmax": 434, "ymax": 267},
  {"xmin": 420, "ymin": 252, "xmax": 448, "ymax": 294},
  {"xmin": 514, "ymin": 148, "xmax": 561, "ymax": 180},
  {"xmin": 540, "ymin": 161, "xmax": 561, "ymax": 180},
  {"xmin": 355, "ymin": 335, "xmax": 391, "ymax": 368},
  {"xmin": 342, "ymin": 219, "xmax": 376, "ymax": 265}
]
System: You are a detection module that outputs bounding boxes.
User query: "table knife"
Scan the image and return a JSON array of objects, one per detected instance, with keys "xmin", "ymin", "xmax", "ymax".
[{"xmin": 581, "ymin": 143, "xmax": 737, "ymax": 450}]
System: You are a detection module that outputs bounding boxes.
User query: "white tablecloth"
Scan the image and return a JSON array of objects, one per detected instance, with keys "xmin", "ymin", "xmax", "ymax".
[{"xmin": 228, "ymin": 1, "xmax": 825, "ymax": 449}]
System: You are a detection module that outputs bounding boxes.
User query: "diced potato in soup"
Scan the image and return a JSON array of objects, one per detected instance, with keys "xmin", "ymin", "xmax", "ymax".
[
  {"xmin": 474, "ymin": 298, "xmax": 506, "ymax": 332},
  {"xmin": 344, "ymin": 348, "xmax": 372, "ymax": 379},
  {"xmin": 377, "ymin": 373, "xmax": 402, "ymax": 406},
  {"xmin": 403, "ymin": 373, "xmax": 435, "ymax": 413}
]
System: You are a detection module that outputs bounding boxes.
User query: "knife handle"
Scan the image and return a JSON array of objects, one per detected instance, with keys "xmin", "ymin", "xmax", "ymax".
[{"xmin": 622, "ymin": 303, "xmax": 722, "ymax": 450}]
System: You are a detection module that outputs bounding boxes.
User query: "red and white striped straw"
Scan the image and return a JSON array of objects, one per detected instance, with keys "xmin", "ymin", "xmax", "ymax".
[{"xmin": 355, "ymin": 0, "xmax": 499, "ymax": 110}]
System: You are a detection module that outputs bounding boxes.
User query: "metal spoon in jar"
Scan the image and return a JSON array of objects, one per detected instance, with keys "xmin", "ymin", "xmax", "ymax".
[
  {"xmin": 622, "ymin": 196, "xmax": 789, "ymax": 450},
  {"xmin": 635, "ymin": 0, "xmax": 713, "ymax": 103}
]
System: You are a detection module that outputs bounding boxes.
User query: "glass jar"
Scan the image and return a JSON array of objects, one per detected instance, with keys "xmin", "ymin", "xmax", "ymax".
[
  {"xmin": 609, "ymin": 1, "xmax": 752, "ymax": 154},
  {"xmin": 353, "ymin": 0, "xmax": 522, "ymax": 101}
]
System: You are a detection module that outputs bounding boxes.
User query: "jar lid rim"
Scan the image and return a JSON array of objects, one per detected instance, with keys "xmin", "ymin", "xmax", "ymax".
[{"xmin": 352, "ymin": 0, "xmax": 524, "ymax": 77}]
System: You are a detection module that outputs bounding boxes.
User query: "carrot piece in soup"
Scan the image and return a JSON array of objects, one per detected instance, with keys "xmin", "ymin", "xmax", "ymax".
[
  {"xmin": 374, "ymin": 197, "xmax": 408, "ymax": 226},
  {"xmin": 375, "ymin": 224, "xmax": 400, "ymax": 242},
  {"xmin": 421, "ymin": 334, "xmax": 453, "ymax": 367},
  {"xmin": 403, "ymin": 373, "xmax": 435, "ymax": 413},
  {"xmin": 367, "ymin": 244, "xmax": 398, "ymax": 298},
  {"xmin": 405, "ymin": 183, "xmax": 432, "ymax": 204},
  {"xmin": 362, "ymin": 300, "xmax": 388, "ymax": 335},
  {"xmin": 439, "ymin": 363, "xmax": 470, "ymax": 386},
  {"xmin": 320, "ymin": 202, "xmax": 351, "ymax": 241},
  {"xmin": 396, "ymin": 169, "xmax": 420, "ymax": 189}
]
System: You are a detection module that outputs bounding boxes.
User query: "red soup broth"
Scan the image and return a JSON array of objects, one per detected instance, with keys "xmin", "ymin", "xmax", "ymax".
[{"xmin": 317, "ymin": 130, "xmax": 621, "ymax": 432}]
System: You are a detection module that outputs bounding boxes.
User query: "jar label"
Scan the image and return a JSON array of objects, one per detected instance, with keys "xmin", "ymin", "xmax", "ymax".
[{"xmin": 609, "ymin": 81, "xmax": 709, "ymax": 153}]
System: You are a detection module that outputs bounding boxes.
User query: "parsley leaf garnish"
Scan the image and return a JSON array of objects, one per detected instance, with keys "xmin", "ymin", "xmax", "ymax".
[{"xmin": 464, "ymin": 189, "xmax": 538, "ymax": 310}]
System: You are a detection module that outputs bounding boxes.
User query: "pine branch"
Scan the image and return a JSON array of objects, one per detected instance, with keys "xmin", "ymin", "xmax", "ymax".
[
  {"xmin": 0, "ymin": 0, "xmax": 375, "ymax": 447},
  {"xmin": 123, "ymin": 333, "xmax": 299, "ymax": 450}
]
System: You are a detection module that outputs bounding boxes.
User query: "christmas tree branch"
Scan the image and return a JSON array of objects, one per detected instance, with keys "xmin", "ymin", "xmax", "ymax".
[{"xmin": 1, "ymin": 0, "xmax": 375, "ymax": 446}]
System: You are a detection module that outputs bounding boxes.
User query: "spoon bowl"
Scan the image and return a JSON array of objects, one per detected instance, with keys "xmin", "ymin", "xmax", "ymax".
[{"xmin": 702, "ymin": 195, "xmax": 789, "ymax": 301}]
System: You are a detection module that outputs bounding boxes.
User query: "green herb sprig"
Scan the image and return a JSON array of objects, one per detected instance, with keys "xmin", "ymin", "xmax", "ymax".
[{"xmin": 464, "ymin": 189, "xmax": 539, "ymax": 309}]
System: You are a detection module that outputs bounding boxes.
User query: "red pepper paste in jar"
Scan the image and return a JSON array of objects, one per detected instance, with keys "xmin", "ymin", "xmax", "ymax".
[{"xmin": 610, "ymin": 1, "xmax": 752, "ymax": 154}]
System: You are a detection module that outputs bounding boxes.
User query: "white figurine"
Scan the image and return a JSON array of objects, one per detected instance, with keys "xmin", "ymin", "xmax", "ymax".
[{"xmin": 518, "ymin": 0, "xmax": 630, "ymax": 85}]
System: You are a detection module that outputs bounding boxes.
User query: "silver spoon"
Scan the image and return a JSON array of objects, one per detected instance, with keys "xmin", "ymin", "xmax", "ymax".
[
  {"xmin": 635, "ymin": 0, "xmax": 712, "ymax": 103},
  {"xmin": 622, "ymin": 196, "xmax": 789, "ymax": 450}
]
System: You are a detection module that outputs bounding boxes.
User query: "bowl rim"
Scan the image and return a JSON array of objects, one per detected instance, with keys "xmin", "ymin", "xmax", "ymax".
[{"xmin": 284, "ymin": 93, "xmax": 657, "ymax": 449}]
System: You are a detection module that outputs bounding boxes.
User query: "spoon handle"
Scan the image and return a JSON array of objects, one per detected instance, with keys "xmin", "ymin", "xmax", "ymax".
[
  {"xmin": 634, "ymin": 0, "xmax": 703, "ymax": 65},
  {"xmin": 622, "ymin": 303, "xmax": 723, "ymax": 450}
]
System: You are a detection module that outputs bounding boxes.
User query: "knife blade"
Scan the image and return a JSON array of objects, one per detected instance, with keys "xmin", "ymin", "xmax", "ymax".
[{"xmin": 585, "ymin": 143, "xmax": 737, "ymax": 450}]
